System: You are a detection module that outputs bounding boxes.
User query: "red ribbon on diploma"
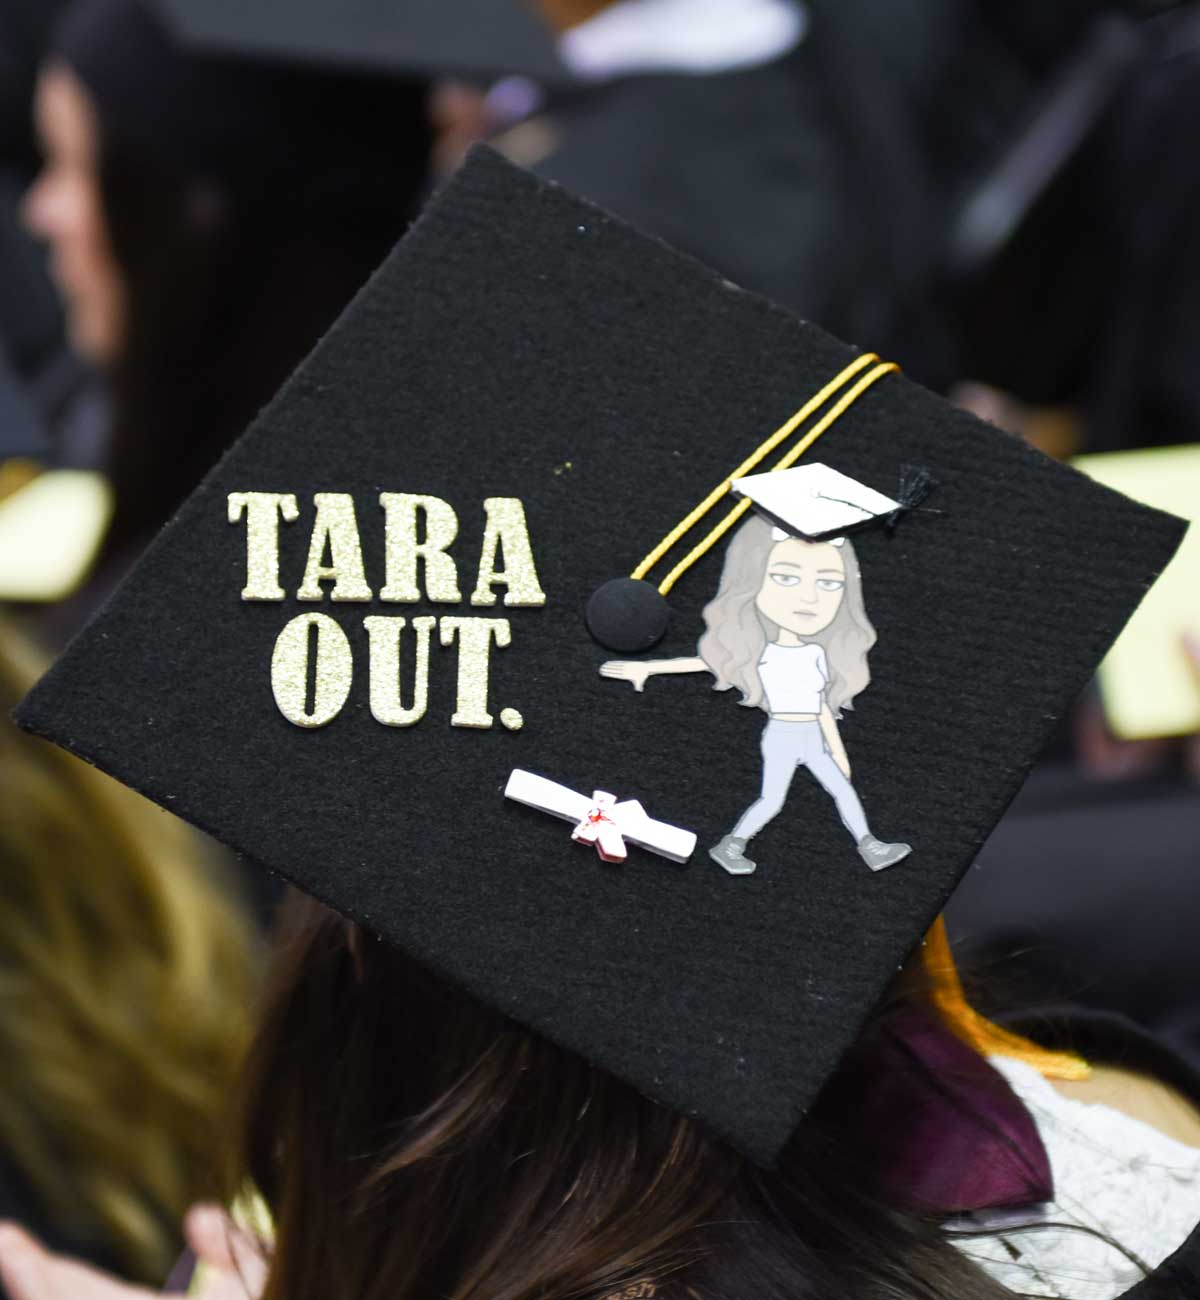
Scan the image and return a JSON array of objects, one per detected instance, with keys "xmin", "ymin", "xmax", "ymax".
[{"xmin": 505, "ymin": 770, "xmax": 696, "ymax": 865}]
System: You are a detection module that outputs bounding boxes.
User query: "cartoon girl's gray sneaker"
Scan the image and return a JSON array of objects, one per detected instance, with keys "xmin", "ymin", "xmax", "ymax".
[
  {"xmin": 710, "ymin": 834, "xmax": 757, "ymax": 875},
  {"xmin": 857, "ymin": 836, "xmax": 912, "ymax": 871}
]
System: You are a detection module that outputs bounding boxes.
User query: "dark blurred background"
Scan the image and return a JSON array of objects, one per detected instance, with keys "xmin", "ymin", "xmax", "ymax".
[{"xmin": 0, "ymin": 0, "xmax": 1198, "ymax": 1288}]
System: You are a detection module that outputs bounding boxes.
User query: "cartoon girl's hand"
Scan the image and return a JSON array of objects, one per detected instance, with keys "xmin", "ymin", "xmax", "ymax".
[{"xmin": 600, "ymin": 660, "xmax": 652, "ymax": 692}]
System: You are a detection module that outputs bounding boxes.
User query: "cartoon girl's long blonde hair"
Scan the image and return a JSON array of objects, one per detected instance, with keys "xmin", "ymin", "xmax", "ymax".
[{"xmin": 697, "ymin": 515, "xmax": 876, "ymax": 715}]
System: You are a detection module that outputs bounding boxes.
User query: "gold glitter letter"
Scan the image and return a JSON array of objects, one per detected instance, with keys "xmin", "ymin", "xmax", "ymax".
[
  {"xmin": 363, "ymin": 615, "xmax": 435, "ymax": 727},
  {"xmin": 271, "ymin": 613, "xmax": 353, "ymax": 728},
  {"xmin": 227, "ymin": 491, "xmax": 299, "ymax": 600},
  {"xmin": 297, "ymin": 493, "xmax": 373, "ymax": 602},
  {"xmin": 439, "ymin": 616, "xmax": 511, "ymax": 729},
  {"xmin": 470, "ymin": 497, "xmax": 546, "ymax": 607},
  {"xmin": 379, "ymin": 493, "xmax": 462, "ymax": 604}
]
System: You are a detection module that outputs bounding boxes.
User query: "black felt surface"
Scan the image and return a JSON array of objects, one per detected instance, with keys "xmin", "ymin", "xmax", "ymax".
[{"xmin": 15, "ymin": 148, "xmax": 1186, "ymax": 1165}]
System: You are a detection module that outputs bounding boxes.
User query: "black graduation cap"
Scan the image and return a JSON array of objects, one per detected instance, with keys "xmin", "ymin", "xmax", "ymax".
[
  {"xmin": 15, "ymin": 147, "xmax": 1184, "ymax": 1164},
  {"xmin": 148, "ymin": 0, "xmax": 569, "ymax": 84}
]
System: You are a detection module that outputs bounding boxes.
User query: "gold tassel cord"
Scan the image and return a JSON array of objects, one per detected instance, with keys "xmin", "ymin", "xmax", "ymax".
[
  {"xmin": 657, "ymin": 362, "xmax": 899, "ymax": 597},
  {"xmin": 923, "ymin": 916, "xmax": 1090, "ymax": 1081},
  {"xmin": 630, "ymin": 352, "xmax": 881, "ymax": 588}
]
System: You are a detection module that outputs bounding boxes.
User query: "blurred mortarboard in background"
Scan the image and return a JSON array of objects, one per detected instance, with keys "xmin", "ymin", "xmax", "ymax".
[
  {"xmin": 15, "ymin": 148, "xmax": 1184, "ymax": 1164},
  {"xmin": 53, "ymin": 0, "xmax": 436, "ymax": 215},
  {"xmin": 148, "ymin": 0, "xmax": 570, "ymax": 84}
]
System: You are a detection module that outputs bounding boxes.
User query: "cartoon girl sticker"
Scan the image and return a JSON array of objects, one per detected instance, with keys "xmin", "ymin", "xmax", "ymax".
[{"xmin": 601, "ymin": 514, "xmax": 911, "ymax": 875}]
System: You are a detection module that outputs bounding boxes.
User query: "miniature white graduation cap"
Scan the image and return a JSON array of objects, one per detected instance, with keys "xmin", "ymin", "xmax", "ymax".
[{"xmin": 731, "ymin": 463, "xmax": 902, "ymax": 541}]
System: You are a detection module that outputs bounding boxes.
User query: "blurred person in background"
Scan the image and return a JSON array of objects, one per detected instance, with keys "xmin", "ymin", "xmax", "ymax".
[
  {"xmin": 532, "ymin": 0, "xmax": 1189, "ymax": 392},
  {"xmin": 9, "ymin": 893, "xmax": 1200, "ymax": 1300},
  {"xmin": 0, "ymin": 0, "xmax": 100, "ymax": 486},
  {"xmin": 0, "ymin": 617, "xmax": 259, "ymax": 1292},
  {"xmin": 0, "ymin": 0, "xmax": 68, "ymax": 391},
  {"xmin": 0, "ymin": 10, "xmax": 448, "ymax": 1285},
  {"xmin": 932, "ymin": 2, "xmax": 1200, "ymax": 1075},
  {"xmin": 955, "ymin": 0, "xmax": 1200, "ymax": 457},
  {"xmin": 529, "ymin": 0, "xmax": 1111, "ymax": 392},
  {"xmin": 19, "ymin": 0, "xmax": 434, "ymax": 639}
]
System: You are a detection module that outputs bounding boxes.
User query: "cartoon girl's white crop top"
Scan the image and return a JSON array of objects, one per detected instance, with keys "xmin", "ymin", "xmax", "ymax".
[{"xmin": 758, "ymin": 642, "xmax": 828, "ymax": 715}]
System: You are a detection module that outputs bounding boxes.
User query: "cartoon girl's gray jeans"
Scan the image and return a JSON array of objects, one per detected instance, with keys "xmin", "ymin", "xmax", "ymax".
[{"xmin": 732, "ymin": 719, "xmax": 870, "ymax": 843}]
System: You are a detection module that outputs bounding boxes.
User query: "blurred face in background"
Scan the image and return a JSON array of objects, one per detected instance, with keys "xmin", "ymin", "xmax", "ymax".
[{"xmin": 23, "ymin": 62, "xmax": 126, "ymax": 365}]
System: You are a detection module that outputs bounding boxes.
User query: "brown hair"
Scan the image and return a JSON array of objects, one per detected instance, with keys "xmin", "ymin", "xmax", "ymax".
[
  {"xmin": 0, "ymin": 619, "xmax": 260, "ymax": 1281},
  {"xmin": 235, "ymin": 894, "xmax": 1037, "ymax": 1300}
]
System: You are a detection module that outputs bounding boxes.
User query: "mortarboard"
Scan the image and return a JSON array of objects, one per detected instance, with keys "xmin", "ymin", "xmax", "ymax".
[
  {"xmin": 15, "ymin": 147, "xmax": 1185, "ymax": 1164},
  {"xmin": 147, "ymin": 0, "xmax": 570, "ymax": 85},
  {"xmin": 730, "ymin": 463, "xmax": 903, "ymax": 543}
]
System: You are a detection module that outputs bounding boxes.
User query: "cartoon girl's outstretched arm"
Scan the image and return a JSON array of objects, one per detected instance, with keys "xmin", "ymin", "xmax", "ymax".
[{"xmin": 600, "ymin": 657, "xmax": 707, "ymax": 693}]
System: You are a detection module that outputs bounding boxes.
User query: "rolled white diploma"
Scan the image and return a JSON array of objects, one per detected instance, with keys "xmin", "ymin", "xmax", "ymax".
[{"xmin": 504, "ymin": 769, "xmax": 696, "ymax": 864}]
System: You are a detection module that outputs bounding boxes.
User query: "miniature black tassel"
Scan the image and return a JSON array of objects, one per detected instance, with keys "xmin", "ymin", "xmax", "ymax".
[{"xmin": 887, "ymin": 464, "xmax": 940, "ymax": 529}]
